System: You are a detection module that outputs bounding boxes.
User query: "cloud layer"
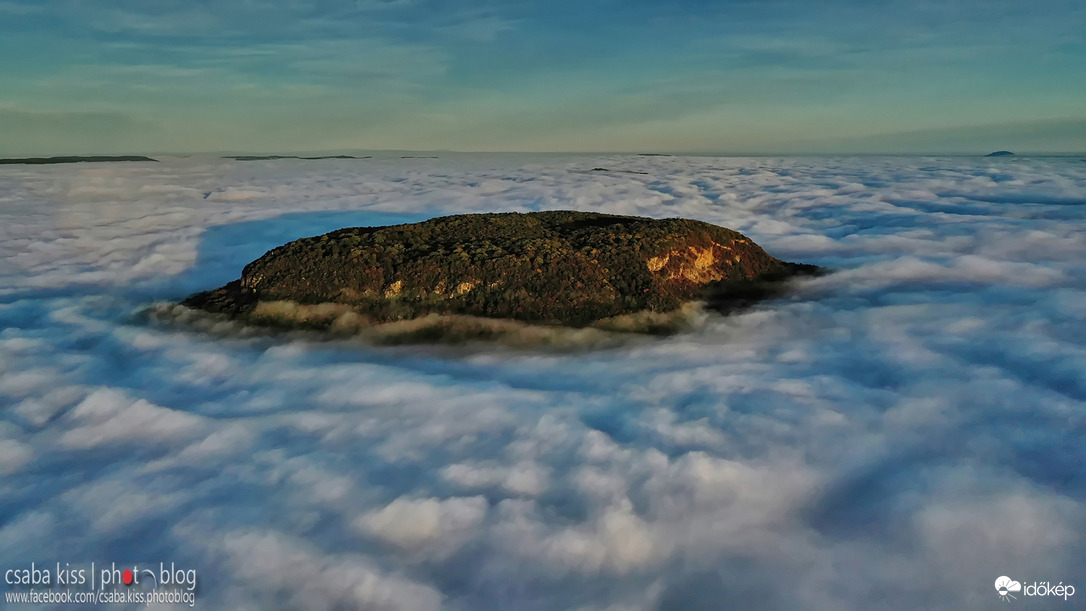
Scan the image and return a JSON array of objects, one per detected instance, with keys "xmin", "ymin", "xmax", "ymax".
[{"xmin": 1, "ymin": 153, "xmax": 1084, "ymax": 609}]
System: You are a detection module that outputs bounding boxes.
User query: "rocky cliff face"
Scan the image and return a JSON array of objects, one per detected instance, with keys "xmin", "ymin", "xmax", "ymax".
[{"xmin": 181, "ymin": 211, "xmax": 817, "ymax": 332}]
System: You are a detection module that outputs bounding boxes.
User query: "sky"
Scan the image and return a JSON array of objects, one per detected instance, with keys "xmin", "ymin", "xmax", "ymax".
[{"xmin": 0, "ymin": 0, "xmax": 1084, "ymax": 155}]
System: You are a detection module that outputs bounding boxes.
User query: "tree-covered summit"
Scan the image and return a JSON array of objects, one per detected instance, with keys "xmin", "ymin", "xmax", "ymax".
[{"xmin": 182, "ymin": 211, "xmax": 817, "ymax": 330}]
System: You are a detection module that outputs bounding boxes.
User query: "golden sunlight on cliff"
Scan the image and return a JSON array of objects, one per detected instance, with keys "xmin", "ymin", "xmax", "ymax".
[{"xmin": 647, "ymin": 244, "xmax": 735, "ymax": 283}]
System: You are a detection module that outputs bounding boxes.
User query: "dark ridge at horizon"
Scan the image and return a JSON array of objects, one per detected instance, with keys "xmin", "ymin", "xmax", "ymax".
[
  {"xmin": 6, "ymin": 149, "xmax": 1086, "ymax": 161},
  {"xmin": 581, "ymin": 168, "xmax": 650, "ymax": 175},
  {"xmin": 224, "ymin": 154, "xmax": 371, "ymax": 161},
  {"xmin": 0, "ymin": 155, "xmax": 158, "ymax": 165}
]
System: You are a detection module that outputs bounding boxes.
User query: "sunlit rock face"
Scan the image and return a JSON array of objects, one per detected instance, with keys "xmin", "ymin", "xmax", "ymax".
[{"xmin": 181, "ymin": 211, "xmax": 818, "ymax": 331}]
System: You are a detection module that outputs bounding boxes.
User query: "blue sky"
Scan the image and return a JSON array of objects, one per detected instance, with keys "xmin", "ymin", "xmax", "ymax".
[{"xmin": 1, "ymin": 0, "xmax": 1083, "ymax": 154}]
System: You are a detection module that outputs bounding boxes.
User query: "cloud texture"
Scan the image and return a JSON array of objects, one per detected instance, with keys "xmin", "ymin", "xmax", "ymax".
[{"xmin": 0, "ymin": 153, "xmax": 1084, "ymax": 609}]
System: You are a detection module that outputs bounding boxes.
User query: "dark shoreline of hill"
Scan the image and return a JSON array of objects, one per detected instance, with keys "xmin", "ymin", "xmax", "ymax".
[{"xmin": 0, "ymin": 156, "xmax": 158, "ymax": 165}]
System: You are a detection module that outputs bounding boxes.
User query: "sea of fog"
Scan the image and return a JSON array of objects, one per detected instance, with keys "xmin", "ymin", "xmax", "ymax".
[{"xmin": 1, "ymin": 153, "xmax": 1083, "ymax": 610}]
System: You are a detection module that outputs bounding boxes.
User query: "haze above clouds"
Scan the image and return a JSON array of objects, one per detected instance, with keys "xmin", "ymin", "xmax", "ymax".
[
  {"xmin": 0, "ymin": 0, "xmax": 1084, "ymax": 154},
  {"xmin": 1, "ymin": 154, "xmax": 1083, "ymax": 609}
]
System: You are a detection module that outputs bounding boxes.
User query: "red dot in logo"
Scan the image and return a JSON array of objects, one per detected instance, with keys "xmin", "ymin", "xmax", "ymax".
[{"xmin": 122, "ymin": 569, "xmax": 134, "ymax": 586}]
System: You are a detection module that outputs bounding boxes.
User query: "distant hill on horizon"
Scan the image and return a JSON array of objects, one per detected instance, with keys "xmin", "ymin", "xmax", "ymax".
[{"xmin": 0, "ymin": 155, "xmax": 157, "ymax": 165}]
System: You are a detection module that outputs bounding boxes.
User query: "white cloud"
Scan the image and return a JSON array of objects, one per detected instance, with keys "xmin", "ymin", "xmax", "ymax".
[
  {"xmin": 198, "ymin": 528, "xmax": 443, "ymax": 610},
  {"xmin": 58, "ymin": 388, "xmax": 206, "ymax": 449},
  {"xmin": 521, "ymin": 499, "xmax": 669, "ymax": 574},
  {"xmin": 356, "ymin": 495, "xmax": 488, "ymax": 555},
  {"xmin": 0, "ymin": 438, "xmax": 32, "ymax": 474},
  {"xmin": 441, "ymin": 461, "xmax": 551, "ymax": 496}
]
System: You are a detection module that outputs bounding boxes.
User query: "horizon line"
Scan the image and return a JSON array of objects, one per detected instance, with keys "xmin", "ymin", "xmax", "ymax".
[{"xmin": 3, "ymin": 149, "xmax": 1084, "ymax": 160}]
